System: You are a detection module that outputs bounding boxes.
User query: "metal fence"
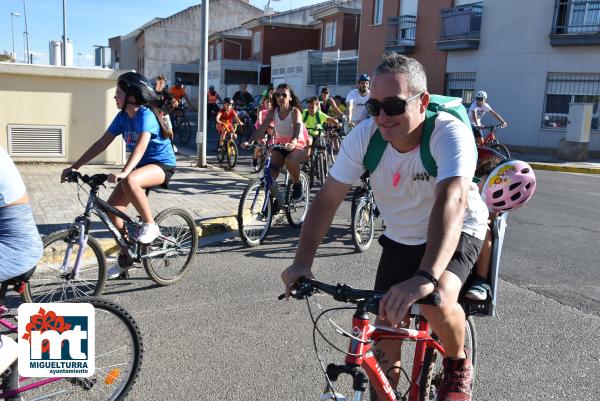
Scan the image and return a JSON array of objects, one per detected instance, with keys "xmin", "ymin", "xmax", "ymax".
[
  {"xmin": 439, "ymin": 2, "xmax": 483, "ymax": 41},
  {"xmin": 552, "ymin": 0, "xmax": 600, "ymax": 34},
  {"xmin": 308, "ymin": 51, "xmax": 358, "ymax": 86},
  {"xmin": 445, "ymin": 72, "xmax": 476, "ymax": 106},
  {"xmin": 386, "ymin": 15, "xmax": 417, "ymax": 47}
]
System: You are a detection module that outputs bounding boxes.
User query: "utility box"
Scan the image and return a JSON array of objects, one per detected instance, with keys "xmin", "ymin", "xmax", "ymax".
[{"xmin": 557, "ymin": 103, "xmax": 593, "ymax": 161}]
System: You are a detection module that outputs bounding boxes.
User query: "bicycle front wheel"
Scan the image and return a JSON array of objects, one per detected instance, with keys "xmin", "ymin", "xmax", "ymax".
[
  {"xmin": 419, "ymin": 316, "xmax": 477, "ymax": 401},
  {"xmin": 490, "ymin": 143, "xmax": 510, "ymax": 159},
  {"xmin": 226, "ymin": 140, "xmax": 238, "ymax": 169},
  {"xmin": 285, "ymin": 171, "xmax": 310, "ymax": 228},
  {"xmin": 11, "ymin": 297, "xmax": 143, "ymax": 401},
  {"xmin": 178, "ymin": 120, "xmax": 192, "ymax": 144},
  {"xmin": 142, "ymin": 208, "xmax": 198, "ymax": 286},
  {"xmin": 351, "ymin": 197, "xmax": 375, "ymax": 252},
  {"xmin": 237, "ymin": 180, "xmax": 273, "ymax": 247},
  {"xmin": 24, "ymin": 230, "xmax": 107, "ymax": 303}
]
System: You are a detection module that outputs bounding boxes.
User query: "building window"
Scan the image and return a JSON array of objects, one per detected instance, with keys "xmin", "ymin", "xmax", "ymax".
[
  {"xmin": 253, "ymin": 31, "xmax": 261, "ymax": 54},
  {"xmin": 445, "ymin": 72, "xmax": 476, "ymax": 106},
  {"xmin": 209, "ymin": 45, "xmax": 214, "ymax": 61},
  {"xmin": 325, "ymin": 21, "xmax": 337, "ymax": 47},
  {"xmin": 373, "ymin": 0, "xmax": 384, "ymax": 25},
  {"xmin": 216, "ymin": 43, "xmax": 222, "ymax": 60},
  {"xmin": 542, "ymin": 72, "xmax": 600, "ymax": 130}
]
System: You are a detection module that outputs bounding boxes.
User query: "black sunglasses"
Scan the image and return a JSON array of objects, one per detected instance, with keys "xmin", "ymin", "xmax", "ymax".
[
  {"xmin": 366, "ymin": 93, "xmax": 423, "ymax": 117},
  {"xmin": 274, "ymin": 92, "xmax": 289, "ymax": 98}
]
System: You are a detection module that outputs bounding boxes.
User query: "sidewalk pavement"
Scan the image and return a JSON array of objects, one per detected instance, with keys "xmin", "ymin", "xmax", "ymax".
[
  {"xmin": 19, "ymin": 154, "xmax": 250, "ymax": 254},
  {"xmin": 510, "ymin": 151, "xmax": 600, "ymax": 174}
]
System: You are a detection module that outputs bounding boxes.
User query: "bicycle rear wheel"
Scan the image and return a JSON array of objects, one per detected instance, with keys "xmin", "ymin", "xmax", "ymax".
[
  {"xmin": 177, "ymin": 120, "xmax": 192, "ymax": 144},
  {"xmin": 226, "ymin": 140, "xmax": 238, "ymax": 169},
  {"xmin": 23, "ymin": 230, "xmax": 107, "ymax": 303},
  {"xmin": 418, "ymin": 316, "xmax": 477, "ymax": 401},
  {"xmin": 142, "ymin": 208, "xmax": 198, "ymax": 286},
  {"xmin": 237, "ymin": 180, "xmax": 273, "ymax": 247},
  {"xmin": 351, "ymin": 197, "xmax": 375, "ymax": 252},
  {"xmin": 490, "ymin": 143, "xmax": 510, "ymax": 159},
  {"xmin": 9, "ymin": 297, "xmax": 143, "ymax": 401},
  {"xmin": 285, "ymin": 171, "xmax": 310, "ymax": 228}
]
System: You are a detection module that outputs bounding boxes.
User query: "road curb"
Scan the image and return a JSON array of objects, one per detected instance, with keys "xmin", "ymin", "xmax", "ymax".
[
  {"xmin": 528, "ymin": 162, "xmax": 600, "ymax": 174},
  {"xmin": 97, "ymin": 215, "xmax": 239, "ymax": 257}
]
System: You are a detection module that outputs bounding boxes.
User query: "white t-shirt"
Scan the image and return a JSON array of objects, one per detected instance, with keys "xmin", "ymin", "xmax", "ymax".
[
  {"xmin": 329, "ymin": 114, "xmax": 488, "ymax": 245},
  {"xmin": 0, "ymin": 146, "xmax": 26, "ymax": 207},
  {"xmin": 346, "ymin": 88, "xmax": 370, "ymax": 123},
  {"xmin": 468, "ymin": 102, "xmax": 493, "ymax": 125}
]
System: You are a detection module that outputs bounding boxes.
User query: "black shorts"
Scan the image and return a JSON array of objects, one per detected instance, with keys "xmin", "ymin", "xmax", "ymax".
[
  {"xmin": 138, "ymin": 162, "xmax": 176, "ymax": 189},
  {"xmin": 272, "ymin": 147, "xmax": 292, "ymax": 159},
  {"xmin": 472, "ymin": 125, "xmax": 483, "ymax": 139},
  {"xmin": 373, "ymin": 233, "xmax": 483, "ymax": 291}
]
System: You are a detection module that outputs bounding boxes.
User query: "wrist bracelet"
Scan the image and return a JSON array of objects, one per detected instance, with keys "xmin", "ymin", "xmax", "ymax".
[{"xmin": 414, "ymin": 270, "xmax": 439, "ymax": 289}]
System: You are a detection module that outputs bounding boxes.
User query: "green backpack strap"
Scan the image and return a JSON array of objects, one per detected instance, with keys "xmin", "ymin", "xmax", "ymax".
[
  {"xmin": 421, "ymin": 109, "xmax": 438, "ymax": 177},
  {"xmin": 303, "ymin": 110, "xmax": 309, "ymax": 123},
  {"xmin": 363, "ymin": 129, "xmax": 387, "ymax": 174}
]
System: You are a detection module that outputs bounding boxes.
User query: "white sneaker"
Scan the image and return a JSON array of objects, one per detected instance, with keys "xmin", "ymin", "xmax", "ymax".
[
  {"xmin": 0, "ymin": 335, "xmax": 19, "ymax": 376},
  {"xmin": 107, "ymin": 260, "xmax": 127, "ymax": 280},
  {"xmin": 137, "ymin": 222, "xmax": 161, "ymax": 244}
]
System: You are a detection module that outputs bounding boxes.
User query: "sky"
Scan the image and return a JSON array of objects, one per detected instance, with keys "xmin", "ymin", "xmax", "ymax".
[{"xmin": 0, "ymin": 0, "xmax": 328, "ymax": 67}]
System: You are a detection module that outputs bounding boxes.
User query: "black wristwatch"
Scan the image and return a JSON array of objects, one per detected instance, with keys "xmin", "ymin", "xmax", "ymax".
[{"xmin": 414, "ymin": 270, "xmax": 439, "ymax": 289}]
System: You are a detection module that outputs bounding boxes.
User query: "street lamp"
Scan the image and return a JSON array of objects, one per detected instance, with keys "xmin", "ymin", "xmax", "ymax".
[
  {"xmin": 77, "ymin": 52, "xmax": 82, "ymax": 66},
  {"xmin": 10, "ymin": 12, "xmax": 20, "ymax": 61}
]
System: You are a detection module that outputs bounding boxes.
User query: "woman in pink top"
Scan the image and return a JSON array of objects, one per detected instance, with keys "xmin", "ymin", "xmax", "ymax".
[{"xmin": 244, "ymin": 83, "xmax": 308, "ymax": 202}]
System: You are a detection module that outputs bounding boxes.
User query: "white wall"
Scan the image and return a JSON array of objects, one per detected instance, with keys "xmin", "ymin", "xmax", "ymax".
[{"xmin": 446, "ymin": 0, "xmax": 600, "ymax": 151}]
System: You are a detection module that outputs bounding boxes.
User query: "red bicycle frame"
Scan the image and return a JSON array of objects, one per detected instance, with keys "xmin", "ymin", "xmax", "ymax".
[{"xmin": 338, "ymin": 308, "xmax": 445, "ymax": 401}]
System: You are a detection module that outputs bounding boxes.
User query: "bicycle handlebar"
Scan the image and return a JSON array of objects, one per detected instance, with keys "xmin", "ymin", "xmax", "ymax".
[
  {"xmin": 279, "ymin": 277, "xmax": 440, "ymax": 315},
  {"xmin": 66, "ymin": 171, "xmax": 109, "ymax": 189}
]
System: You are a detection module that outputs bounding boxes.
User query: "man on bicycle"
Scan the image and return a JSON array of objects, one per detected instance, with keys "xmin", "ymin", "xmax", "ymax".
[
  {"xmin": 232, "ymin": 82, "xmax": 255, "ymax": 109},
  {"xmin": 169, "ymin": 78, "xmax": 191, "ymax": 108},
  {"xmin": 345, "ymin": 73, "xmax": 371, "ymax": 129},
  {"xmin": 282, "ymin": 54, "xmax": 488, "ymax": 401},
  {"xmin": 468, "ymin": 91, "xmax": 508, "ymax": 145},
  {"xmin": 216, "ymin": 98, "xmax": 244, "ymax": 150}
]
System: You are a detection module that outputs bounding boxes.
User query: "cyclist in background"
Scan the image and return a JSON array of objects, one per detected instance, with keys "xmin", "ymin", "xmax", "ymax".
[
  {"xmin": 169, "ymin": 78, "xmax": 191, "ymax": 108},
  {"xmin": 216, "ymin": 98, "xmax": 244, "ymax": 150},
  {"xmin": 282, "ymin": 54, "xmax": 488, "ymax": 401},
  {"xmin": 244, "ymin": 83, "xmax": 309, "ymax": 202},
  {"xmin": 207, "ymin": 85, "xmax": 222, "ymax": 122},
  {"xmin": 345, "ymin": 73, "xmax": 371, "ymax": 128},
  {"xmin": 303, "ymin": 96, "xmax": 341, "ymax": 159},
  {"xmin": 332, "ymin": 95, "xmax": 346, "ymax": 117},
  {"xmin": 318, "ymin": 87, "xmax": 343, "ymax": 117},
  {"xmin": 468, "ymin": 91, "xmax": 508, "ymax": 145},
  {"xmin": 232, "ymin": 82, "xmax": 255, "ymax": 108},
  {"xmin": 60, "ymin": 72, "xmax": 176, "ymax": 279},
  {"xmin": 252, "ymin": 96, "xmax": 275, "ymax": 167},
  {"xmin": 154, "ymin": 74, "xmax": 177, "ymax": 135}
]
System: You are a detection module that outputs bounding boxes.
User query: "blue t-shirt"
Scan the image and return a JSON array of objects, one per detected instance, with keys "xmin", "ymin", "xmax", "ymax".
[{"xmin": 107, "ymin": 106, "xmax": 176, "ymax": 167}]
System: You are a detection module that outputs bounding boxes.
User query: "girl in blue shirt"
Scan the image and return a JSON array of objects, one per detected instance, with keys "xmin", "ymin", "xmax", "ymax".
[{"xmin": 61, "ymin": 72, "xmax": 176, "ymax": 278}]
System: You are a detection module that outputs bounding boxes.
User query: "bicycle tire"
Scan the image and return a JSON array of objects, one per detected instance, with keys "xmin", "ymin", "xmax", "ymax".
[
  {"xmin": 350, "ymin": 186, "xmax": 366, "ymax": 219},
  {"xmin": 142, "ymin": 208, "xmax": 198, "ymax": 286},
  {"xmin": 418, "ymin": 316, "xmax": 477, "ymax": 401},
  {"xmin": 351, "ymin": 197, "xmax": 375, "ymax": 252},
  {"xmin": 216, "ymin": 144, "xmax": 225, "ymax": 163},
  {"xmin": 318, "ymin": 152, "xmax": 328, "ymax": 187},
  {"xmin": 285, "ymin": 171, "xmax": 310, "ymax": 228},
  {"xmin": 178, "ymin": 120, "xmax": 192, "ymax": 144},
  {"xmin": 490, "ymin": 143, "xmax": 510, "ymax": 159},
  {"xmin": 10, "ymin": 297, "xmax": 143, "ymax": 401},
  {"xmin": 237, "ymin": 180, "xmax": 273, "ymax": 247},
  {"xmin": 23, "ymin": 230, "xmax": 107, "ymax": 303},
  {"xmin": 226, "ymin": 140, "xmax": 238, "ymax": 169}
]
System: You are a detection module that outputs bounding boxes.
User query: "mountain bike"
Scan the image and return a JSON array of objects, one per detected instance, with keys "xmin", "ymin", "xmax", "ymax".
[
  {"xmin": 25, "ymin": 172, "xmax": 198, "ymax": 303},
  {"xmin": 324, "ymin": 125, "xmax": 343, "ymax": 163},
  {"xmin": 234, "ymin": 105, "xmax": 255, "ymax": 145},
  {"xmin": 350, "ymin": 172, "xmax": 381, "ymax": 252},
  {"xmin": 281, "ymin": 277, "xmax": 476, "ymax": 401},
  {"xmin": 0, "ymin": 272, "xmax": 143, "ymax": 401},
  {"xmin": 476, "ymin": 124, "xmax": 510, "ymax": 158},
  {"xmin": 172, "ymin": 102, "xmax": 192, "ymax": 145},
  {"xmin": 248, "ymin": 134, "xmax": 273, "ymax": 173},
  {"xmin": 216, "ymin": 123, "xmax": 239, "ymax": 169},
  {"xmin": 308, "ymin": 133, "xmax": 330, "ymax": 189},
  {"xmin": 237, "ymin": 144, "xmax": 310, "ymax": 247}
]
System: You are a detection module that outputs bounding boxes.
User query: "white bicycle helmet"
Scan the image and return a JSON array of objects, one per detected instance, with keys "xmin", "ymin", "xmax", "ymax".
[{"xmin": 475, "ymin": 90, "xmax": 488, "ymax": 100}]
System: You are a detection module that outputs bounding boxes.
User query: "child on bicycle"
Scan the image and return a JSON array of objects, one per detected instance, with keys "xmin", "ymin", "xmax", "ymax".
[
  {"xmin": 216, "ymin": 98, "xmax": 244, "ymax": 150},
  {"xmin": 469, "ymin": 90, "xmax": 508, "ymax": 145},
  {"xmin": 303, "ymin": 96, "xmax": 341, "ymax": 159},
  {"xmin": 465, "ymin": 150, "xmax": 536, "ymax": 300},
  {"xmin": 60, "ymin": 72, "xmax": 176, "ymax": 279},
  {"xmin": 243, "ymin": 83, "xmax": 309, "ymax": 202},
  {"xmin": 252, "ymin": 97, "xmax": 274, "ymax": 167}
]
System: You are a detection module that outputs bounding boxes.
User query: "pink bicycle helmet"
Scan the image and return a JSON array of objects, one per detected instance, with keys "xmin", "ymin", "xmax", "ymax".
[{"xmin": 482, "ymin": 159, "xmax": 536, "ymax": 212}]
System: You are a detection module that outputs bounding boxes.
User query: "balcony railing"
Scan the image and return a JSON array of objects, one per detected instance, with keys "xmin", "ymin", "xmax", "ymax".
[
  {"xmin": 385, "ymin": 15, "xmax": 417, "ymax": 54},
  {"xmin": 550, "ymin": 0, "xmax": 600, "ymax": 45},
  {"xmin": 308, "ymin": 50, "xmax": 358, "ymax": 85},
  {"xmin": 436, "ymin": 2, "xmax": 483, "ymax": 51}
]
